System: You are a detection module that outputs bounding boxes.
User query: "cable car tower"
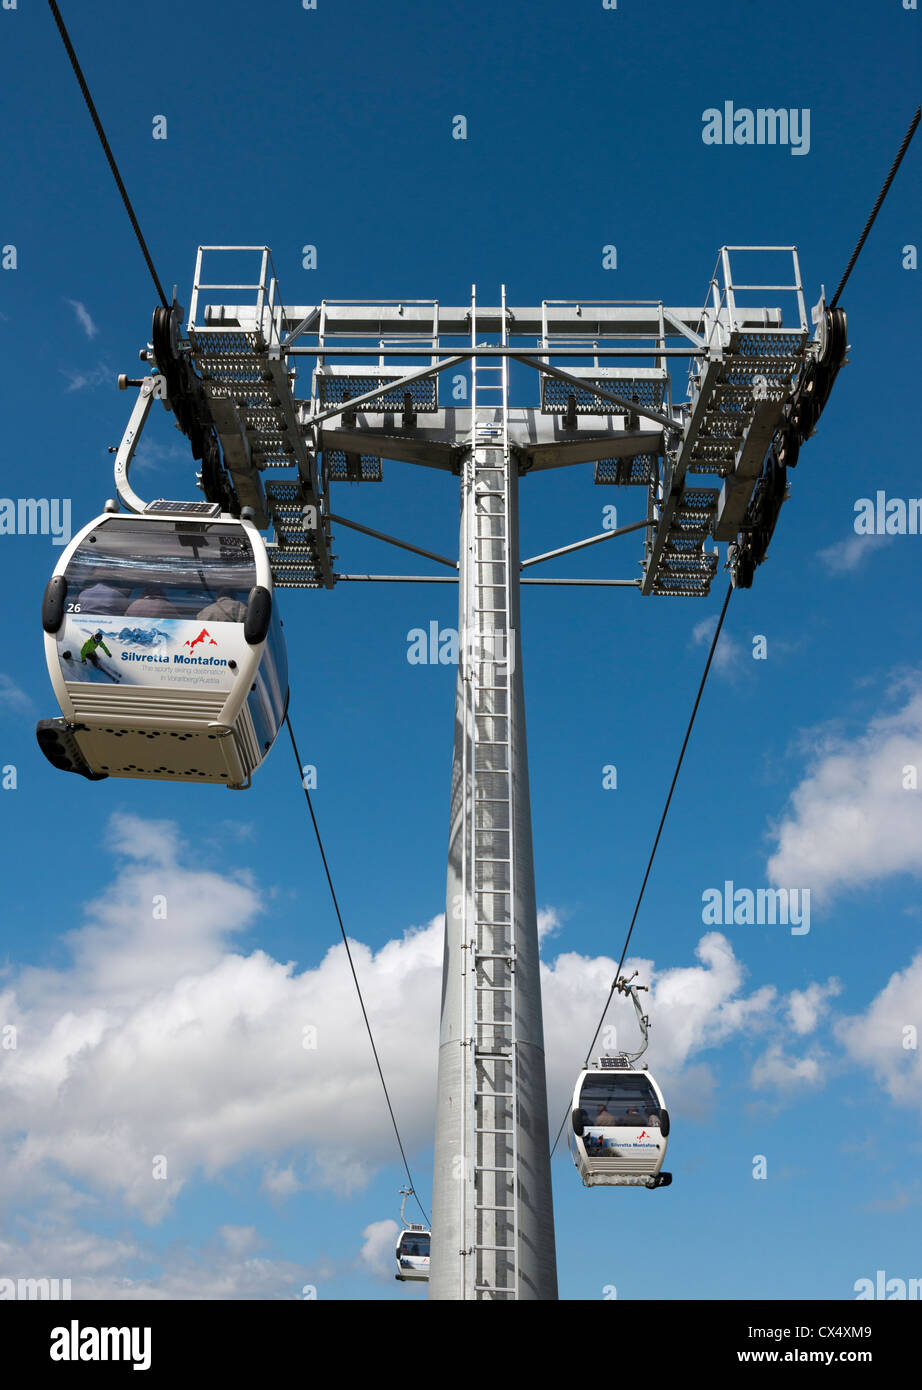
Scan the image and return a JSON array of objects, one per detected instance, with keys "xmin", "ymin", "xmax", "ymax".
[
  {"xmin": 52, "ymin": 244, "xmax": 848, "ymax": 1298},
  {"xmin": 37, "ymin": 4, "xmax": 914, "ymax": 1303}
]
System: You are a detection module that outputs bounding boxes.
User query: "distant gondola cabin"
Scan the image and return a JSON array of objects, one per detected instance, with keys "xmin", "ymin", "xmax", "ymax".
[{"xmin": 570, "ymin": 1058, "xmax": 672, "ymax": 1189}]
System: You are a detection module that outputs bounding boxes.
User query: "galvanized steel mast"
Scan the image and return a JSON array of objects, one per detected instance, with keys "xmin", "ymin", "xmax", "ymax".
[{"xmin": 181, "ymin": 250, "xmax": 829, "ymax": 1299}]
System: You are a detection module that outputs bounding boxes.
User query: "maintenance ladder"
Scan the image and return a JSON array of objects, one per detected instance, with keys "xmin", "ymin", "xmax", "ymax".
[{"xmin": 462, "ymin": 285, "xmax": 520, "ymax": 1300}]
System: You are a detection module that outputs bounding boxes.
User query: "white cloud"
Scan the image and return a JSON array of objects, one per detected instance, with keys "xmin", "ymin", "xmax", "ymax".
[
  {"xmin": 834, "ymin": 953, "xmax": 922, "ymax": 1114},
  {"xmin": 0, "ymin": 814, "xmax": 874, "ymax": 1292},
  {"xmin": 60, "ymin": 363, "xmax": 111, "ymax": 392},
  {"xmin": 131, "ymin": 438, "xmax": 191, "ymax": 473},
  {"xmin": 218, "ymin": 1224, "xmax": 261, "ymax": 1257},
  {"xmin": 787, "ymin": 978, "xmax": 843, "ymax": 1035},
  {"xmin": 0, "ymin": 674, "xmax": 32, "ymax": 715},
  {"xmin": 537, "ymin": 906, "xmax": 561, "ymax": 942},
  {"xmin": 541, "ymin": 931, "xmax": 778, "ymax": 1122},
  {"xmin": 0, "ymin": 1216, "xmax": 320, "ymax": 1300},
  {"xmin": 65, "ymin": 299, "xmax": 98, "ymax": 339},
  {"xmin": 261, "ymin": 1164, "xmax": 303, "ymax": 1201},
  {"xmin": 818, "ymin": 533, "xmax": 893, "ymax": 573},
  {"xmin": 357, "ymin": 1220, "xmax": 399, "ymax": 1280},
  {"xmin": 691, "ymin": 616, "xmax": 743, "ymax": 677},
  {"xmin": 0, "ymin": 817, "xmax": 442, "ymax": 1223},
  {"xmin": 751, "ymin": 1043, "xmax": 825, "ymax": 1091},
  {"xmin": 766, "ymin": 683, "xmax": 922, "ymax": 900}
]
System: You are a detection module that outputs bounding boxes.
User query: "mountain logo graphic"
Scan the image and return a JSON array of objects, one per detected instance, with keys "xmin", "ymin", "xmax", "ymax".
[
  {"xmin": 637, "ymin": 1130, "xmax": 650, "ymax": 1141},
  {"xmin": 185, "ymin": 628, "xmax": 218, "ymax": 652}
]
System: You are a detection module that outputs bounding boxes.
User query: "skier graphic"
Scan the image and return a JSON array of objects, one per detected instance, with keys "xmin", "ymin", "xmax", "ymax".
[{"xmin": 79, "ymin": 630, "xmax": 121, "ymax": 682}]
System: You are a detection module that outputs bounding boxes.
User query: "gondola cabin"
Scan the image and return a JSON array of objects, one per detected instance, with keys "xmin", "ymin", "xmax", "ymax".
[
  {"xmin": 570, "ymin": 1056, "xmax": 672, "ymax": 1189},
  {"xmin": 37, "ymin": 502, "xmax": 288, "ymax": 789},
  {"xmin": 395, "ymin": 1226, "xmax": 431, "ymax": 1282}
]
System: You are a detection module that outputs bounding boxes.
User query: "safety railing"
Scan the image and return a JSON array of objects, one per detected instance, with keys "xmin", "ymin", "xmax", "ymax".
[
  {"xmin": 187, "ymin": 245, "xmax": 284, "ymax": 350},
  {"xmin": 700, "ymin": 246, "xmax": 808, "ymax": 350}
]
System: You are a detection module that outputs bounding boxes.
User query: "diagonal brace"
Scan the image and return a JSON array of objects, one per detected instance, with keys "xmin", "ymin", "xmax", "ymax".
[
  {"xmin": 308, "ymin": 355, "xmax": 467, "ymax": 428},
  {"xmin": 520, "ymin": 517, "xmax": 650, "ymax": 569},
  {"xmin": 513, "ymin": 354, "xmax": 685, "ymax": 434},
  {"xmin": 328, "ymin": 512, "xmax": 457, "ymax": 569}
]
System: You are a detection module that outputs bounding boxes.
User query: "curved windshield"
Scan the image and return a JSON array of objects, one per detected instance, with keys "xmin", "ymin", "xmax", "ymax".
[
  {"xmin": 399, "ymin": 1234, "xmax": 430, "ymax": 1259},
  {"xmin": 65, "ymin": 520, "xmax": 257, "ymax": 620},
  {"xmin": 578, "ymin": 1073, "xmax": 661, "ymax": 1128}
]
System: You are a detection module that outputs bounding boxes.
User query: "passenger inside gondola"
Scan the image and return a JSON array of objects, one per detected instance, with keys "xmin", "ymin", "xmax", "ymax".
[
  {"xmin": 579, "ymin": 1075, "xmax": 662, "ymax": 1128},
  {"xmin": 197, "ymin": 590, "xmax": 248, "ymax": 622},
  {"xmin": 64, "ymin": 521, "xmax": 256, "ymax": 621},
  {"xmin": 125, "ymin": 585, "xmax": 181, "ymax": 617},
  {"xmin": 399, "ymin": 1235, "xmax": 430, "ymax": 1260},
  {"xmin": 75, "ymin": 573, "xmax": 130, "ymax": 615}
]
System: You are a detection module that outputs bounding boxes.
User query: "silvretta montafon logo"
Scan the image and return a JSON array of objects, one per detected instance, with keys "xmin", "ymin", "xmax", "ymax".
[{"xmin": 184, "ymin": 628, "xmax": 218, "ymax": 653}]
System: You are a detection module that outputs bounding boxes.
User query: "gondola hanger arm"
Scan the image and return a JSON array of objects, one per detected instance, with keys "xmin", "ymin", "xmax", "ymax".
[
  {"xmin": 614, "ymin": 973, "xmax": 651, "ymax": 1063},
  {"xmin": 112, "ymin": 374, "xmax": 167, "ymax": 514}
]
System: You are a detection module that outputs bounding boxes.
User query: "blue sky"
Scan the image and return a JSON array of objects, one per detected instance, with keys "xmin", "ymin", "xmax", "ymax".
[{"xmin": 0, "ymin": 0, "xmax": 920, "ymax": 1300}]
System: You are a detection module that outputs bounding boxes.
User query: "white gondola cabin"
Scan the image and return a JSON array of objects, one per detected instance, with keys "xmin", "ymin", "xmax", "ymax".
[
  {"xmin": 570, "ymin": 1057, "xmax": 672, "ymax": 1189},
  {"xmin": 395, "ymin": 1225, "xmax": 431, "ymax": 1282},
  {"xmin": 37, "ymin": 502, "xmax": 288, "ymax": 789}
]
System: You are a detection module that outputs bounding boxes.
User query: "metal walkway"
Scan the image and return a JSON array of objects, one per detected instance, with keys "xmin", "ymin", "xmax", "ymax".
[{"xmin": 186, "ymin": 247, "xmax": 333, "ymax": 588}]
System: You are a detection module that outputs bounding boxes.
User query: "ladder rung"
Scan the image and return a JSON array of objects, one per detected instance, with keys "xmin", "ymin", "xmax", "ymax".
[
  {"xmin": 474, "ymin": 1092, "xmax": 514, "ymax": 1099},
  {"xmin": 474, "ymin": 1166, "xmax": 515, "ymax": 1173},
  {"xmin": 475, "ymin": 1127, "xmax": 515, "ymax": 1135},
  {"xmin": 475, "ymin": 1053, "xmax": 513, "ymax": 1061},
  {"xmin": 474, "ymin": 984, "xmax": 513, "ymax": 992},
  {"xmin": 474, "ymin": 1245, "xmax": 516, "ymax": 1252},
  {"xmin": 475, "ymin": 1285, "xmax": 517, "ymax": 1293},
  {"xmin": 475, "ymin": 1204, "xmax": 515, "ymax": 1211}
]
